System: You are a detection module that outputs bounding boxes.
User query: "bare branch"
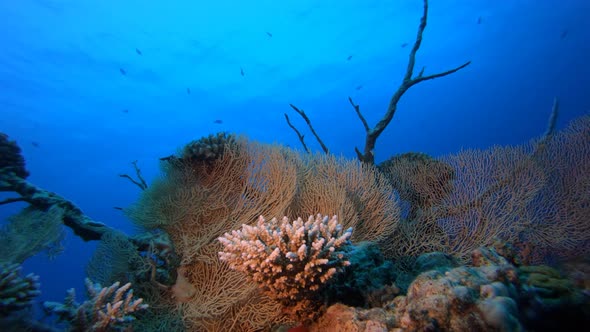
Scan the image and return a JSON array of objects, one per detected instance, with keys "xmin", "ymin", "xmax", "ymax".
[
  {"xmin": 349, "ymin": 97, "xmax": 369, "ymax": 132},
  {"xmin": 132, "ymin": 160, "xmax": 148, "ymax": 189},
  {"xmin": 543, "ymin": 97, "xmax": 559, "ymax": 140},
  {"xmin": 356, "ymin": 0, "xmax": 471, "ymax": 164},
  {"xmin": 410, "ymin": 61, "xmax": 472, "ymax": 86},
  {"xmin": 284, "ymin": 113, "xmax": 310, "ymax": 153},
  {"xmin": 288, "ymin": 104, "xmax": 330, "ymax": 154},
  {"xmin": 533, "ymin": 96, "xmax": 560, "ymax": 159},
  {"xmin": 118, "ymin": 174, "xmax": 145, "ymax": 190},
  {"xmin": 403, "ymin": 0, "xmax": 429, "ymax": 82},
  {"xmin": 119, "ymin": 160, "xmax": 147, "ymax": 190}
]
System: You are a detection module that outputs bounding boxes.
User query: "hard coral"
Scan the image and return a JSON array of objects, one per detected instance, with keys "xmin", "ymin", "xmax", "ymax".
[
  {"xmin": 0, "ymin": 263, "xmax": 40, "ymax": 317},
  {"xmin": 218, "ymin": 214, "xmax": 353, "ymax": 320},
  {"xmin": 181, "ymin": 132, "xmax": 237, "ymax": 164},
  {"xmin": 44, "ymin": 278, "xmax": 148, "ymax": 332}
]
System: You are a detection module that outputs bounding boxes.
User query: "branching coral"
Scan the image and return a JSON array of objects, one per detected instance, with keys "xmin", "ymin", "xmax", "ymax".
[
  {"xmin": 44, "ymin": 278, "xmax": 148, "ymax": 332},
  {"xmin": 0, "ymin": 263, "xmax": 40, "ymax": 317},
  {"xmin": 218, "ymin": 214, "xmax": 353, "ymax": 306}
]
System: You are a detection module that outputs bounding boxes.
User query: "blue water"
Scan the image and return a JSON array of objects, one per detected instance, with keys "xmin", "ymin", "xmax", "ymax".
[{"xmin": 1, "ymin": 0, "xmax": 589, "ymax": 319}]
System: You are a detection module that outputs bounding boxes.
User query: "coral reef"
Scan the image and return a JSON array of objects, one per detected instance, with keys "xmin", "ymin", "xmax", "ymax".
[
  {"xmin": 389, "ymin": 247, "xmax": 522, "ymax": 331},
  {"xmin": 326, "ymin": 241, "xmax": 397, "ymax": 308},
  {"xmin": 310, "ymin": 303, "xmax": 392, "ymax": 332},
  {"xmin": 519, "ymin": 115, "xmax": 590, "ymax": 263},
  {"xmin": 310, "ymin": 246, "xmax": 590, "ymax": 331},
  {"xmin": 377, "ymin": 115, "xmax": 590, "ymax": 267},
  {"xmin": 180, "ymin": 132, "xmax": 237, "ymax": 164},
  {"xmin": 218, "ymin": 214, "xmax": 353, "ymax": 320},
  {"xmin": 0, "ymin": 133, "xmax": 28, "ymax": 179},
  {"xmin": 378, "ymin": 152, "xmax": 455, "ymax": 220},
  {"xmin": 44, "ymin": 278, "xmax": 148, "ymax": 332},
  {"xmin": 0, "ymin": 205, "xmax": 65, "ymax": 264},
  {"xmin": 0, "ymin": 263, "xmax": 40, "ymax": 317},
  {"xmin": 127, "ymin": 139, "xmax": 398, "ymax": 330},
  {"xmin": 518, "ymin": 264, "xmax": 590, "ymax": 331}
]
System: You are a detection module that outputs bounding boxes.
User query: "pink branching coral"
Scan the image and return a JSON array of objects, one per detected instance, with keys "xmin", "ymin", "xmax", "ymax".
[
  {"xmin": 44, "ymin": 278, "xmax": 148, "ymax": 332},
  {"xmin": 218, "ymin": 214, "xmax": 352, "ymax": 304}
]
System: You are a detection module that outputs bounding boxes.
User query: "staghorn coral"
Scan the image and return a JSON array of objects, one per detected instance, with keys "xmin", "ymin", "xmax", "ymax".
[
  {"xmin": 218, "ymin": 214, "xmax": 353, "ymax": 320},
  {"xmin": 44, "ymin": 278, "xmax": 148, "ymax": 332},
  {"xmin": 0, "ymin": 262, "xmax": 40, "ymax": 317}
]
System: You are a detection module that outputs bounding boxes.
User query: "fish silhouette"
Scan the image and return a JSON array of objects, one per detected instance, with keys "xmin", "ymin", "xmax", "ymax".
[
  {"xmin": 119, "ymin": 68, "xmax": 127, "ymax": 75},
  {"xmin": 214, "ymin": 119, "xmax": 223, "ymax": 124},
  {"xmin": 121, "ymin": 109, "xmax": 129, "ymax": 113},
  {"xmin": 401, "ymin": 43, "xmax": 408, "ymax": 48},
  {"xmin": 266, "ymin": 32, "xmax": 273, "ymax": 38},
  {"xmin": 136, "ymin": 48, "xmax": 142, "ymax": 55},
  {"xmin": 560, "ymin": 29, "xmax": 569, "ymax": 39},
  {"xmin": 347, "ymin": 55, "xmax": 353, "ymax": 61},
  {"xmin": 240, "ymin": 67, "xmax": 245, "ymax": 76},
  {"xmin": 187, "ymin": 88, "xmax": 191, "ymax": 94}
]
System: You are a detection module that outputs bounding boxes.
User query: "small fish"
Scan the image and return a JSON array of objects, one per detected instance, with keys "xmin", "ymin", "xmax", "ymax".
[
  {"xmin": 266, "ymin": 31, "xmax": 273, "ymax": 38},
  {"xmin": 347, "ymin": 55, "xmax": 353, "ymax": 61},
  {"xmin": 240, "ymin": 67, "xmax": 245, "ymax": 76},
  {"xmin": 477, "ymin": 16, "xmax": 482, "ymax": 24},
  {"xmin": 119, "ymin": 68, "xmax": 127, "ymax": 75},
  {"xmin": 136, "ymin": 48, "xmax": 142, "ymax": 55},
  {"xmin": 31, "ymin": 141, "xmax": 40, "ymax": 148},
  {"xmin": 401, "ymin": 43, "xmax": 408, "ymax": 48},
  {"xmin": 187, "ymin": 88, "xmax": 191, "ymax": 94},
  {"xmin": 214, "ymin": 119, "xmax": 223, "ymax": 124},
  {"xmin": 113, "ymin": 207, "xmax": 124, "ymax": 211},
  {"xmin": 355, "ymin": 85, "xmax": 363, "ymax": 91},
  {"xmin": 560, "ymin": 29, "xmax": 569, "ymax": 39},
  {"xmin": 121, "ymin": 109, "xmax": 129, "ymax": 113}
]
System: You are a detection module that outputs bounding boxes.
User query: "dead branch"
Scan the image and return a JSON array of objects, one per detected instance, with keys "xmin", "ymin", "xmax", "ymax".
[
  {"xmin": 119, "ymin": 160, "xmax": 147, "ymax": 190},
  {"xmin": 288, "ymin": 104, "xmax": 329, "ymax": 154},
  {"xmin": 349, "ymin": 97, "xmax": 369, "ymax": 132},
  {"xmin": 355, "ymin": 0, "xmax": 471, "ymax": 164},
  {"xmin": 284, "ymin": 113, "xmax": 310, "ymax": 153}
]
